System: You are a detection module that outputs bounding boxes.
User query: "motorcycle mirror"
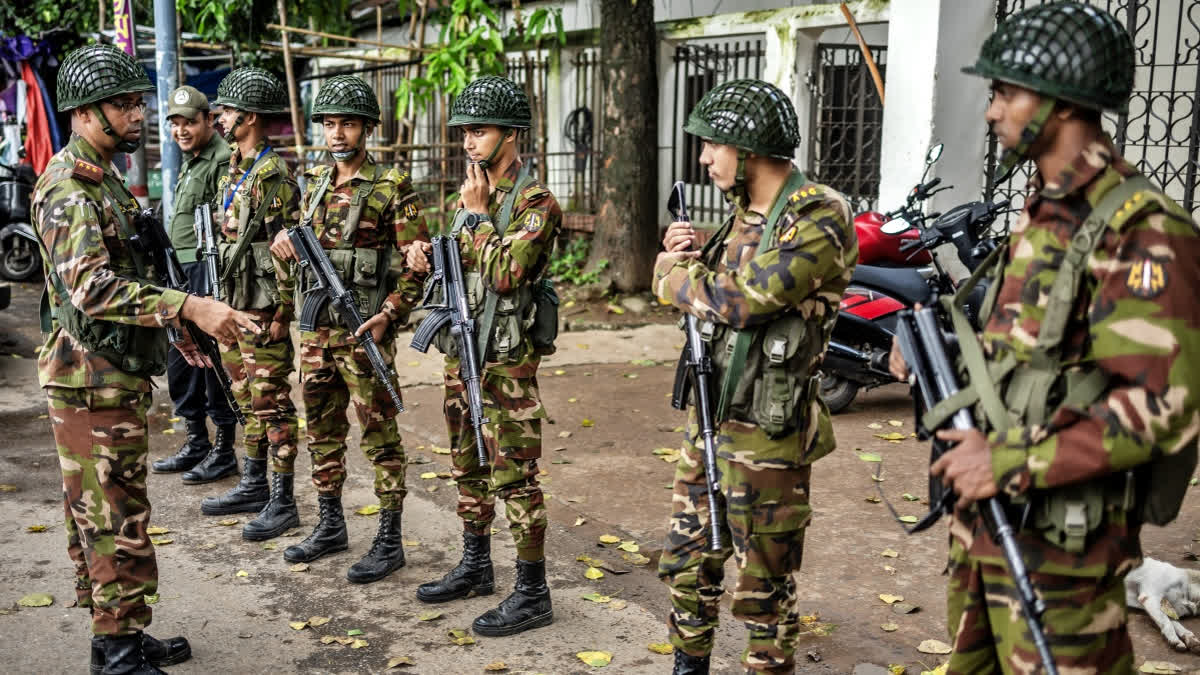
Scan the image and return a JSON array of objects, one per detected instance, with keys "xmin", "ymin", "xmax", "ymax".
[
  {"xmin": 925, "ymin": 143, "xmax": 944, "ymax": 164},
  {"xmin": 881, "ymin": 217, "xmax": 913, "ymax": 236}
]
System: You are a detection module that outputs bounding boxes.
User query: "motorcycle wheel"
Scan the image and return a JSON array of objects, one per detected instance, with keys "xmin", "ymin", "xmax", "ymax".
[
  {"xmin": 1, "ymin": 235, "xmax": 40, "ymax": 281},
  {"xmin": 819, "ymin": 372, "xmax": 860, "ymax": 414}
]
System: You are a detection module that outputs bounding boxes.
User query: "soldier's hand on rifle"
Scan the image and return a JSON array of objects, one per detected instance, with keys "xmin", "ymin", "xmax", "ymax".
[
  {"xmin": 931, "ymin": 428, "xmax": 997, "ymax": 503},
  {"xmin": 460, "ymin": 162, "xmax": 491, "ymax": 214},
  {"xmin": 889, "ymin": 337, "xmax": 909, "ymax": 381},
  {"xmin": 406, "ymin": 241, "xmax": 433, "ymax": 275},
  {"xmin": 268, "ymin": 318, "xmax": 290, "ymax": 343},
  {"xmin": 355, "ymin": 312, "xmax": 390, "ymax": 345},
  {"xmin": 270, "ymin": 229, "xmax": 297, "ymax": 262},
  {"xmin": 181, "ymin": 295, "xmax": 262, "ymax": 343},
  {"xmin": 172, "ymin": 332, "xmax": 213, "ymax": 368},
  {"xmin": 662, "ymin": 220, "xmax": 697, "ymax": 252}
]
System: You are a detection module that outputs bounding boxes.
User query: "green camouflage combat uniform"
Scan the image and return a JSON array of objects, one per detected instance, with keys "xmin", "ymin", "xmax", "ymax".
[
  {"xmin": 654, "ymin": 177, "xmax": 856, "ymax": 672},
  {"xmin": 34, "ymin": 132, "xmax": 186, "ymax": 635},
  {"xmin": 216, "ymin": 139, "xmax": 300, "ymax": 472},
  {"xmin": 444, "ymin": 158, "xmax": 561, "ymax": 560},
  {"xmin": 298, "ymin": 156, "xmax": 428, "ymax": 509}
]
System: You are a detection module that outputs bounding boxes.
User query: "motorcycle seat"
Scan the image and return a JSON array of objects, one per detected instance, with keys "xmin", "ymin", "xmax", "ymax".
[{"xmin": 851, "ymin": 265, "xmax": 932, "ymax": 306}]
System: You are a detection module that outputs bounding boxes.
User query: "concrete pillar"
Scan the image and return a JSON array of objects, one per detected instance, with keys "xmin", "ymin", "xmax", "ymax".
[{"xmin": 154, "ymin": 0, "xmax": 180, "ymax": 223}]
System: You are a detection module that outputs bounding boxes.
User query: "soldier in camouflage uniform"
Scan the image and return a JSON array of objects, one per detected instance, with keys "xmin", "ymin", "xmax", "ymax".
[
  {"xmin": 407, "ymin": 76, "xmax": 561, "ymax": 637},
  {"xmin": 268, "ymin": 75, "xmax": 428, "ymax": 582},
  {"xmin": 655, "ymin": 79, "xmax": 857, "ymax": 674},
  {"xmin": 33, "ymin": 44, "xmax": 258, "ymax": 674},
  {"xmin": 888, "ymin": 4, "xmax": 1200, "ymax": 672},
  {"xmin": 196, "ymin": 68, "xmax": 303, "ymax": 544}
]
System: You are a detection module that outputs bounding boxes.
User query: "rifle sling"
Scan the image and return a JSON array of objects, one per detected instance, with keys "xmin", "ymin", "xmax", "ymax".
[
  {"xmin": 219, "ymin": 174, "xmax": 284, "ymax": 282},
  {"xmin": 715, "ymin": 169, "xmax": 807, "ymax": 423},
  {"xmin": 474, "ymin": 162, "xmax": 533, "ymax": 360}
]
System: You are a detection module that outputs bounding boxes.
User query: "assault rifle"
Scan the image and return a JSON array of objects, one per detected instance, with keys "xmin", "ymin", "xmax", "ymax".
[
  {"xmin": 667, "ymin": 181, "xmax": 723, "ymax": 552},
  {"xmin": 894, "ymin": 305, "xmax": 1056, "ymax": 675},
  {"xmin": 194, "ymin": 203, "xmax": 221, "ymax": 302},
  {"xmin": 288, "ymin": 224, "xmax": 405, "ymax": 414},
  {"xmin": 129, "ymin": 207, "xmax": 245, "ymax": 426},
  {"xmin": 410, "ymin": 234, "xmax": 491, "ymax": 468}
]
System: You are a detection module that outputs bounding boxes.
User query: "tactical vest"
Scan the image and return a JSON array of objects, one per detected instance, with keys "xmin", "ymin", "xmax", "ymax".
[
  {"xmin": 35, "ymin": 159, "xmax": 169, "ymax": 377},
  {"xmin": 694, "ymin": 172, "xmax": 830, "ymax": 442},
  {"xmin": 297, "ymin": 167, "xmax": 393, "ymax": 327},
  {"xmin": 218, "ymin": 159, "xmax": 285, "ymax": 310},
  {"xmin": 926, "ymin": 172, "xmax": 1198, "ymax": 551},
  {"xmin": 421, "ymin": 164, "xmax": 559, "ymax": 363}
]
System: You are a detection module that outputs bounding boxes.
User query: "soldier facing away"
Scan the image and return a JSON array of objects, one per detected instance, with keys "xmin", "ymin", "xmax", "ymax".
[
  {"xmin": 406, "ymin": 75, "xmax": 561, "ymax": 637},
  {"xmin": 889, "ymin": 3, "xmax": 1200, "ymax": 672},
  {"xmin": 655, "ymin": 79, "xmax": 857, "ymax": 674},
  {"xmin": 197, "ymin": 67, "xmax": 304, "ymax": 543},
  {"xmin": 269, "ymin": 75, "xmax": 429, "ymax": 582},
  {"xmin": 151, "ymin": 85, "xmax": 239, "ymax": 478},
  {"xmin": 32, "ymin": 44, "xmax": 258, "ymax": 674}
]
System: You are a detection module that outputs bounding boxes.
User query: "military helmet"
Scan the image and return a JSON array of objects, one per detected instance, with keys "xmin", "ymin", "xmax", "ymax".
[
  {"xmin": 312, "ymin": 75, "xmax": 380, "ymax": 123},
  {"xmin": 215, "ymin": 67, "xmax": 288, "ymax": 115},
  {"xmin": 962, "ymin": 1, "xmax": 1135, "ymax": 113},
  {"xmin": 56, "ymin": 44, "xmax": 154, "ymax": 112},
  {"xmin": 684, "ymin": 79, "xmax": 800, "ymax": 159},
  {"xmin": 448, "ymin": 76, "xmax": 531, "ymax": 129}
]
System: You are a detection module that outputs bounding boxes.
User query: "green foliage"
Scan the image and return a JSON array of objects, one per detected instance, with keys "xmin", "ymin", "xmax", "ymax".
[
  {"xmin": 175, "ymin": 0, "xmax": 354, "ymax": 66},
  {"xmin": 393, "ymin": 1, "xmax": 565, "ymax": 119},
  {"xmin": 548, "ymin": 237, "xmax": 608, "ymax": 286},
  {"xmin": 0, "ymin": 0, "xmax": 152, "ymax": 52}
]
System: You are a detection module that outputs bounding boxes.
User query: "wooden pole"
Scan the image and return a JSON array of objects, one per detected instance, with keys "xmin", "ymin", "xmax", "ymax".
[
  {"xmin": 840, "ymin": 2, "xmax": 885, "ymax": 106},
  {"xmin": 276, "ymin": 0, "xmax": 307, "ymax": 159},
  {"xmin": 266, "ymin": 23, "xmax": 435, "ymax": 52}
]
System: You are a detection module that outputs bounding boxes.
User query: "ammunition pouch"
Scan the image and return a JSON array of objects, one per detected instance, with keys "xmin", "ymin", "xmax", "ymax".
[
  {"xmin": 218, "ymin": 238, "xmax": 280, "ymax": 310},
  {"xmin": 418, "ymin": 267, "xmax": 545, "ymax": 363},
  {"xmin": 300, "ymin": 246, "xmax": 391, "ymax": 328}
]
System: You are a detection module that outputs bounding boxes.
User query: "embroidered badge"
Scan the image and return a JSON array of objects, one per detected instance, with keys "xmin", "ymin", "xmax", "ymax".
[
  {"xmin": 1126, "ymin": 257, "xmax": 1167, "ymax": 299},
  {"xmin": 788, "ymin": 190, "xmax": 802, "ymax": 204},
  {"xmin": 173, "ymin": 89, "xmax": 190, "ymax": 105},
  {"xmin": 779, "ymin": 224, "xmax": 800, "ymax": 244},
  {"xmin": 524, "ymin": 212, "xmax": 543, "ymax": 233},
  {"xmin": 404, "ymin": 202, "xmax": 419, "ymax": 219},
  {"xmin": 272, "ymin": 196, "xmax": 283, "ymax": 210},
  {"xmin": 71, "ymin": 159, "xmax": 104, "ymax": 185}
]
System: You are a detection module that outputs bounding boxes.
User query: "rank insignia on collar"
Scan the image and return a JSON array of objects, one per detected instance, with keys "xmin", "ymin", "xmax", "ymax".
[
  {"xmin": 779, "ymin": 224, "xmax": 799, "ymax": 244},
  {"xmin": 524, "ymin": 212, "xmax": 543, "ymax": 233},
  {"xmin": 404, "ymin": 202, "xmax": 419, "ymax": 219},
  {"xmin": 71, "ymin": 159, "xmax": 104, "ymax": 185},
  {"xmin": 1126, "ymin": 257, "xmax": 1167, "ymax": 299}
]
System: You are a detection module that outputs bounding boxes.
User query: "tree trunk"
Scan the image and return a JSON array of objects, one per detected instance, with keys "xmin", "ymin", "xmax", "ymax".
[{"xmin": 588, "ymin": 0, "xmax": 658, "ymax": 292}]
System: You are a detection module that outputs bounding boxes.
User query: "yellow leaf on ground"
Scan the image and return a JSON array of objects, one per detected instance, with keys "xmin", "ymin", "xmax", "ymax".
[
  {"xmin": 161, "ymin": 429, "xmax": 176, "ymax": 435},
  {"xmin": 308, "ymin": 616, "xmax": 331, "ymax": 627},
  {"xmin": 920, "ymin": 665, "xmax": 948, "ymax": 675},
  {"xmin": 290, "ymin": 563, "xmax": 310, "ymax": 572},
  {"xmin": 0, "ymin": 484, "xmax": 16, "ymax": 491},
  {"xmin": 875, "ymin": 432, "xmax": 907, "ymax": 441},
  {"xmin": 554, "ymin": 369, "xmax": 567, "ymax": 375},
  {"xmin": 881, "ymin": 623, "xmax": 899, "ymax": 632},
  {"xmin": 558, "ymin": 431, "xmax": 572, "ymax": 439},
  {"xmin": 577, "ymin": 651, "xmax": 613, "ymax": 667},
  {"xmin": 1140, "ymin": 663, "xmax": 1182, "ymax": 674},
  {"xmin": 584, "ymin": 566, "xmax": 604, "ymax": 580},
  {"xmin": 351, "ymin": 639, "xmax": 369, "ymax": 649},
  {"xmin": 867, "ymin": 422, "xmax": 884, "ymax": 429},
  {"xmin": 386, "ymin": 655, "xmax": 415, "ymax": 668},
  {"xmin": 147, "ymin": 526, "xmax": 170, "ymax": 535},
  {"xmin": 917, "ymin": 639, "xmax": 953, "ymax": 655},
  {"xmin": 898, "ymin": 515, "xmax": 918, "ymax": 524},
  {"xmin": 431, "ymin": 446, "xmax": 451, "ymax": 455},
  {"xmin": 18, "ymin": 593, "xmax": 53, "ymax": 607},
  {"xmin": 573, "ymin": 517, "xmax": 586, "ymax": 526},
  {"xmin": 647, "ymin": 643, "xmax": 674, "ymax": 655},
  {"xmin": 418, "ymin": 610, "xmax": 442, "ymax": 621},
  {"xmin": 598, "ymin": 534, "xmax": 620, "ymax": 544},
  {"xmin": 621, "ymin": 552, "xmax": 651, "ymax": 565},
  {"xmin": 618, "ymin": 541, "xmax": 639, "ymax": 553},
  {"xmin": 25, "ymin": 524, "xmax": 47, "ymax": 533},
  {"xmin": 419, "ymin": 472, "xmax": 438, "ymax": 479},
  {"xmin": 407, "ymin": 361, "xmax": 420, "ymax": 367},
  {"xmin": 289, "ymin": 621, "xmax": 308, "ymax": 630},
  {"xmin": 609, "ymin": 599, "xmax": 628, "ymax": 610},
  {"xmin": 319, "ymin": 635, "xmax": 337, "ymax": 645},
  {"xmin": 582, "ymin": 593, "xmax": 611, "ymax": 603},
  {"xmin": 261, "ymin": 542, "xmax": 276, "ymax": 551},
  {"xmin": 888, "ymin": 420, "xmax": 904, "ymax": 427},
  {"xmin": 581, "ymin": 419, "xmax": 594, "ymax": 427},
  {"xmin": 881, "ymin": 549, "xmax": 899, "ymax": 558},
  {"xmin": 884, "ymin": 565, "xmax": 897, "ymax": 574},
  {"xmin": 151, "ymin": 538, "xmax": 173, "ymax": 545},
  {"xmin": 356, "ymin": 504, "xmax": 381, "ymax": 515},
  {"xmin": 335, "ymin": 636, "xmax": 354, "ymax": 645},
  {"xmin": 217, "ymin": 518, "xmax": 239, "ymax": 526},
  {"xmin": 236, "ymin": 570, "xmax": 249, "ymax": 577},
  {"xmin": 889, "ymin": 665, "xmax": 907, "ymax": 675},
  {"xmin": 879, "ymin": 594, "xmax": 904, "ymax": 604},
  {"xmin": 484, "ymin": 662, "xmax": 508, "ymax": 672}
]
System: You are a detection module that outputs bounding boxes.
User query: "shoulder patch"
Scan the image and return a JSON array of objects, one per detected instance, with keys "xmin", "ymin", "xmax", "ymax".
[
  {"xmin": 523, "ymin": 212, "xmax": 544, "ymax": 234},
  {"xmin": 404, "ymin": 201, "xmax": 419, "ymax": 220},
  {"xmin": 71, "ymin": 159, "xmax": 104, "ymax": 185},
  {"xmin": 1126, "ymin": 256, "xmax": 1168, "ymax": 299}
]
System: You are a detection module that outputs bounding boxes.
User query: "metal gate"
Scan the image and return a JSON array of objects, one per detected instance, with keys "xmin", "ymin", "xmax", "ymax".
[
  {"xmin": 670, "ymin": 39, "xmax": 765, "ymax": 225},
  {"xmin": 985, "ymin": 0, "xmax": 1200, "ymax": 221},
  {"xmin": 809, "ymin": 43, "xmax": 887, "ymax": 212}
]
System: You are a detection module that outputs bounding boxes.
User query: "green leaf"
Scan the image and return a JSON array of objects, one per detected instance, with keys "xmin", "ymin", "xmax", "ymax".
[{"xmin": 857, "ymin": 452, "xmax": 883, "ymax": 463}]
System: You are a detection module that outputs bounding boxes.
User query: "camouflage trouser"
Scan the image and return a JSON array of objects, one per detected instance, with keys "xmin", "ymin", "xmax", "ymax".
[
  {"xmin": 946, "ymin": 510, "xmax": 1136, "ymax": 675},
  {"xmin": 47, "ymin": 385, "xmax": 157, "ymax": 636},
  {"xmin": 444, "ymin": 365, "xmax": 545, "ymax": 561},
  {"xmin": 219, "ymin": 311, "xmax": 298, "ymax": 473},
  {"xmin": 658, "ymin": 415, "xmax": 813, "ymax": 674},
  {"xmin": 300, "ymin": 335, "xmax": 406, "ymax": 510}
]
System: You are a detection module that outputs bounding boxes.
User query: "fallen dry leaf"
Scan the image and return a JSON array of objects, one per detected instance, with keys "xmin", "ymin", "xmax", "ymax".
[
  {"xmin": 147, "ymin": 526, "xmax": 170, "ymax": 535},
  {"xmin": 484, "ymin": 662, "xmax": 508, "ymax": 672},
  {"xmin": 865, "ymin": 495, "xmax": 882, "ymax": 503},
  {"xmin": 647, "ymin": 643, "xmax": 674, "ymax": 655},
  {"xmin": 879, "ymin": 594, "xmax": 904, "ymax": 604},
  {"xmin": 558, "ymin": 431, "xmax": 572, "ymax": 439},
  {"xmin": 867, "ymin": 422, "xmax": 884, "ymax": 430},
  {"xmin": 581, "ymin": 419, "xmax": 595, "ymax": 428},
  {"xmin": 151, "ymin": 538, "xmax": 173, "ymax": 545},
  {"xmin": 617, "ymin": 541, "xmax": 639, "ymax": 553},
  {"xmin": 875, "ymin": 432, "xmax": 907, "ymax": 441},
  {"xmin": 917, "ymin": 639, "xmax": 953, "ymax": 655},
  {"xmin": 1140, "ymin": 662, "xmax": 1182, "ymax": 674},
  {"xmin": 892, "ymin": 602, "xmax": 920, "ymax": 615},
  {"xmin": 898, "ymin": 515, "xmax": 918, "ymax": 524},
  {"xmin": 290, "ymin": 563, "xmax": 310, "ymax": 572},
  {"xmin": 25, "ymin": 524, "xmax": 47, "ymax": 533},
  {"xmin": 419, "ymin": 472, "xmax": 438, "ymax": 480},
  {"xmin": 581, "ymin": 592, "xmax": 611, "ymax": 603},
  {"xmin": 858, "ymin": 452, "xmax": 883, "ymax": 463},
  {"xmin": 289, "ymin": 621, "xmax": 308, "ymax": 630},
  {"xmin": 236, "ymin": 570, "xmax": 249, "ymax": 577},
  {"xmin": 573, "ymin": 516, "xmax": 586, "ymax": 526},
  {"xmin": 386, "ymin": 655, "xmax": 415, "ymax": 668},
  {"xmin": 308, "ymin": 616, "xmax": 331, "ymax": 627},
  {"xmin": 431, "ymin": 446, "xmax": 452, "ymax": 455},
  {"xmin": 577, "ymin": 651, "xmax": 612, "ymax": 667},
  {"xmin": 356, "ymin": 504, "xmax": 381, "ymax": 516},
  {"xmin": 881, "ymin": 622, "xmax": 899, "ymax": 632},
  {"xmin": 418, "ymin": 610, "xmax": 443, "ymax": 621},
  {"xmin": 18, "ymin": 593, "xmax": 53, "ymax": 607},
  {"xmin": 888, "ymin": 420, "xmax": 904, "ymax": 427},
  {"xmin": 320, "ymin": 636, "xmax": 337, "ymax": 645},
  {"xmin": 584, "ymin": 566, "xmax": 604, "ymax": 580},
  {"xmin": 0, "ymin": 484, "xmax": 16, "ymax": 492},
  {"xmin": 881, "ymin": 549, "xmax": 899, "ymax": 558},
  {"xmin": 609, "ymin": 599, "xmax": 628, "ymax": 610},
  {"xmin": 351, "ymin": 639, "xmax": 369, "ymax": 649},
  {"xmin": 217, "ymin": 518, "xmax": 239, "ymax": 526},
  {"xmin": 598, "ymin": 534, "xmax": 620, "ymax": 545}
]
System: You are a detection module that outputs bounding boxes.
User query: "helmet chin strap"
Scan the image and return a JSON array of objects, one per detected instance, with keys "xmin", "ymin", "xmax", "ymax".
[
  {"xmin": 994, "ymin": 97, "xmax": 1057, "ymax": 183},
  {"xmin": 721, "ymin": 149, "xmax": 751, "ymax": 211},
  {"xmin": 223, "ymin": 113, "xmax": 245, "ymax": 146},
  {"xmin": 331, "ymin": 122, "xmax": 372, "ymax": 162},
  {"xmin": 91, "ymin": 103, "xmax": 141, "ymax": 153},
  {"xmin": 474, "ymin": 129, "xmax": 513, "ymax": 171}
]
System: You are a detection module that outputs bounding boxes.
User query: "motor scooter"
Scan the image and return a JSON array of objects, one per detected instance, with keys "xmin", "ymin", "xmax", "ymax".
[{"xmin": 0, "ymin": 161, "xmax": 39, "ymax": 281}]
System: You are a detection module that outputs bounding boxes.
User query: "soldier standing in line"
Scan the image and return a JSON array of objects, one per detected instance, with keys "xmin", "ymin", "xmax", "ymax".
[
  {"xmin": 268, "ymin": 75, "xmax": 428, "ymax": 582},
  {"xmin": 151, "ymin": 85, "xmax": 239, "ymax": 478},
  {"xmin": 406, "ymin": 76, "xmax": 561, "ymax": 636},
  {"xmin": 889, "ymin": 3, "xmax": 1200, "ymax": 672},
  {"xmin": 655, "ymin": 79, "xmax": 857, "ymax": 674},
  {"xmin": 195, "ymin": 68, "xmax": 303, "ymax": 543},
  {"xmin": 33, "ymin": 44, "xmax": 259, "ymax": 673}
]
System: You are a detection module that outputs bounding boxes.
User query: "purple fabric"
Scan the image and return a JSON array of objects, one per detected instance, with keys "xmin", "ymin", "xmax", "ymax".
[{"xmin": 0, "ymin": 37, "xmax": 52, "ymax": 66}]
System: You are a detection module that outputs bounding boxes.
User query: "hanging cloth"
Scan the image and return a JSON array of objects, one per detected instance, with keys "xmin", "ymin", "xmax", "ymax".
[{"xmin": 20, "ymin": 63, "xmax": 51, "ymax": 173}]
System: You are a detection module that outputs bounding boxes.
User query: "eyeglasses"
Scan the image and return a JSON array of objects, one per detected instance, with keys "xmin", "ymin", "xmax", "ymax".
[{"xmin": 106, "ymin": 98, "xmax": 148, "ymax": 114}]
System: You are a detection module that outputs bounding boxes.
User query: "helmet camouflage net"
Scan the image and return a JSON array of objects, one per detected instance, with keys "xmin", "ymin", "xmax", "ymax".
[
  {"xmin": 684, "ymin": 79, "xmax": 800, "ymax": 159},
  {"xmin": 56, "ymin": 44, "xmax": 154, "ymax": 112},
  {"xmin": 215, "ymin": 67, "xmax": 288, "ymax": 115},
  {"xmin": 312, "ymin": 75, "xmax": 380, "ymax": 122},
  {"xmin": 448, "ymin": 76, "xmax": 531, "ymax": 129},
  {"xmin": 962, "ymin": 1, "xmax": 1134, "ymax": 113}
]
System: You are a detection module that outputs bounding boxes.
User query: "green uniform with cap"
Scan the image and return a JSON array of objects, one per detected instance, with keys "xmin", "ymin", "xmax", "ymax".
[{"xmin": 166, "ymin": 85, "xmax": 229, "ymax": 264}]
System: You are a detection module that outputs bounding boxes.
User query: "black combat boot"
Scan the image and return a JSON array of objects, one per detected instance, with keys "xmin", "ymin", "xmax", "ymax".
[
  {"xmin": 151, "ymin": 418, "xmax": 210, "ymax": 473},
  {"xmin": 90, "ymin": 633, "xmax": 191, "ymax": 675},
  {"xmin": 346, "ymin": 508, "xmax": 405, "ymax": 583},
  {"xmin": 416, "ymin": 531, "xmax": 494, "ymax": 603},
  {"xmin": 93, "ymin": 633, "xmax": 166, "ymax": 675},
  {"xmin": 282, "ymin": 495, "xmax": 348, "ymax": 563},
  {"xmin": 671, "ymin": 650, "xmax": 710, "ymax": 675},
  {"xmin": 242, "ymin": 472, "xmax": 300, "ymax": 541},
  {"xmin": 180, "ymin": 423, "xmax": 238, "ymax": 484},
  {"xmin": 200, "ymin": 457, "xmax": 269, "ymax": 516},
  {"xmin": 471, "ymin": 558, "xmax": 553, "ymax": 637}
]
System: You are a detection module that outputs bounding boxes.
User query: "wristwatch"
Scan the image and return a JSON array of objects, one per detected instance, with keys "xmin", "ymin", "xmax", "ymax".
[{"xmin": 464, "ymin": 212, "xmax": 491, "ymax": 230}]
